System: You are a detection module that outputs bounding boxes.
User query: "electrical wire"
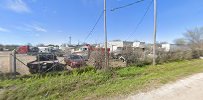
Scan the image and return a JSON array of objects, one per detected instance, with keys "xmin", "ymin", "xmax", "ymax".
[
  {"xmin": 84, "ymin": 0, "xmax": 151, "ymax": 43},
  {"xmin": 84, "ymin": 10, "xmax": 104, "ymax": 43},
  {"xmin": 126, "ymin": 0, "xmax": 153, "ymax": 40},
  {"xmin": 111, "ymin": 0, "xmax": 144, "ymax": 12}
]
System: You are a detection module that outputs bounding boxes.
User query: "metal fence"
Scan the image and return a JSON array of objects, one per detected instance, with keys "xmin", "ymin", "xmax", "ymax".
[
  {"xmin": 0, "ymin": 49, "xmax": 129, "ymax": 78},
  {"xmin": 0, "ymin": 50, "xmax": 67, "ymax": 78}
]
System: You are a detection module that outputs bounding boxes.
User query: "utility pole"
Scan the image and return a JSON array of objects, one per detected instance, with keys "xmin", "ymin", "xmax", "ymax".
[
  {"xmin": 153, "ymin": 0, "xmax": 157, "ymax": 65},
  {"xmin": 104, "ymin": 0, "xmax": 108, "ymax": 69},
  {"xmin": 69, "ymin": 36, "xmax": 71, "ymax": 45}
]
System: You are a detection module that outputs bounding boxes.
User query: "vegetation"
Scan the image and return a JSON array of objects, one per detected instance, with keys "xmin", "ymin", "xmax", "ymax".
[
  {"xmin": 1, "ymin": 59, "xmax": 203, "ymax": 100},
  {"xmin": 174, "ymin": 27, "xmax": 203, "ymax": 57},
  {"xmin": 0, "ymin": 44, "xmax": 19, "ymax": 51}
]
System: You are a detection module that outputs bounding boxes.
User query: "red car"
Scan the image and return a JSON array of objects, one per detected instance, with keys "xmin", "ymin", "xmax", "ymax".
[{"xmin": 64, "ymin": 54, "xmax": 86, "ymax": 68}]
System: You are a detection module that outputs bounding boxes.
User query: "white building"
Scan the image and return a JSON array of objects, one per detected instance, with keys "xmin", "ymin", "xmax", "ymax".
[
  {"xmin": 107, "ymin": 40, "xmax": 133, "ymax": 52},
  {"xmin": 133, "ymin": 41, "xmax": 145, "ymax": 48},
  {"xmin": 48, "ymin": 45, "xmax": 59, "ymax": 51},
  {"xmin": 59, "ymin": 44, "xmax": 75, "ymax": 53},
  {"xmin": 38, "ymin": 45, "xmax": 60, "ymax": 53},
  {"xmin": 161, "ymin": 43, "xmax": 190, "ymax": 52},
  {"xmin": 38, "ymin": 46, "xmax": 49, "ymax": 53}
]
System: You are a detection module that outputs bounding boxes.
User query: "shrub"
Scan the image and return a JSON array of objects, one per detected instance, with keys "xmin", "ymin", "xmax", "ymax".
[
  {"xmin": 88, "ymin": 50, "xmax": 105, "ymax": 69},
  {"xmin": 122, "ymin": 48, "xmax": 152, "ymax": 67},
  {"xmin": 156, "ymin": 50, "xmax": 193, "ymax": 64}
]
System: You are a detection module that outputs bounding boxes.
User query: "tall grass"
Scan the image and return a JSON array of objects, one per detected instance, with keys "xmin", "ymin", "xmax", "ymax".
[{"xmin": 1, "ymin": 59, "xmax": 203, "ymax": 100}]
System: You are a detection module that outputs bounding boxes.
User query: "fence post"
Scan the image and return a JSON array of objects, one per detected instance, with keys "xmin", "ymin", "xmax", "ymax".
[
  {"xmin": 9, "ymin": 53, "xmax": 13, "ymax": 75},
  {"xmin": 12, "ymin": 49, "xmax": 16, "ymax": 78}
]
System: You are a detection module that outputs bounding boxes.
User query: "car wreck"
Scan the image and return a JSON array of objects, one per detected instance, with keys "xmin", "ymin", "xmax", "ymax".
[{"xmin": 27, "ymin": 53, "xmax": 63, "ymax": 74}]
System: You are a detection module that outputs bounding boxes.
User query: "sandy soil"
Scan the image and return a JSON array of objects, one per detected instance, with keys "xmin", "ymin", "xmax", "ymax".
[
  {"xmin": 0, "ymin": 51, "xmax": 11, "ymax": 73},
  {"xmin": 126, "ymin": 73, "xmax": 203, "ymax": 100},
  {"xmin": 0, "ymin": 51, "xmax": 35, "ymax": 75}
]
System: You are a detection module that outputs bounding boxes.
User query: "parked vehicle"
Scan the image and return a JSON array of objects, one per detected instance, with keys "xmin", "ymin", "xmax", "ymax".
[
  {"xmin": 64, "ymin": 54, "xmax": 86, "ymax": 68},
  {"xmin": 27, "ymin": 53, "xmax": 62, "ymax": 74},
  {"xmin": 17, "ymin": 45, "xmax": 39, "ymax": 55}
]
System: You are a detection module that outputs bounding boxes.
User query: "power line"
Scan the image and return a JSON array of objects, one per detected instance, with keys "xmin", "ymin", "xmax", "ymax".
[
  {"xmin": 111, "ymin": 0, "xmax": 144, "ymax": 12},
  {"xmin": 126, "ymin": 0, "xmax": 153, "ymax": 40},
  {"xmin": 84, "ymin": 10, "xmax": 104, "ymax": 43}
]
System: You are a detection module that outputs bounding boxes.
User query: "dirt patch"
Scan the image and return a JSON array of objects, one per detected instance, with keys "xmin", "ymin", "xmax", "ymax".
[
  {"xmin": 0, "ymin": 51, "xmax": 11, "ymax": 73},
  {"xmin": 125, "ymin": 73, "xmax": 203, "ymax": 100},
  {"xmin": 0, "ymin": 89, "xmax": 4, "ymax": 99},
  {"xmin": 109, "ymin": 59, "xmax": 126, "ymax": 68}
]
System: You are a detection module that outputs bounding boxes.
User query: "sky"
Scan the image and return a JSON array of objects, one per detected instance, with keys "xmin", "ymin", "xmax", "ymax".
[{"xmin": 0, "ymin": 0, "xmax": 203, "ymax": 45}]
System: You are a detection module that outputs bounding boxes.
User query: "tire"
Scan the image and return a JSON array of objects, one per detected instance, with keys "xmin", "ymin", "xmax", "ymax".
[{"xmin": 29, "ymin": 68, "xmax": 38, "ymax": 74}]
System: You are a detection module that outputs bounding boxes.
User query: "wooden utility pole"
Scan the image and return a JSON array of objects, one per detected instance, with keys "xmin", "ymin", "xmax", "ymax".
[
  {"xmin": 153, "ymin": 0, "xmax": 157, "ymax": 65},
  {"xmin": 104, "ymin": 0, "xmax": 108, "ymax": 69}
]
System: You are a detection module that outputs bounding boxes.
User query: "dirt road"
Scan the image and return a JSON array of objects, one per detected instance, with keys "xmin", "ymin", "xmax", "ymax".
[{"xmin": 126, "ymin": 73, "xmax": 203, "ymax": 100}]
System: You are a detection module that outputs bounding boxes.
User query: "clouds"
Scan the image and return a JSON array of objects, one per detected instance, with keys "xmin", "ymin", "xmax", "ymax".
[
  {"xmin": 6, "ymin": 0, "xmax": 31, "ymax": 13},
  {"xmin": 0, "ymin": 23, "xmax": 47, "ymax": 34},
  {"xmin": 13, "ymin": 23, "xmax": 47, "ymax": 37},
  {"xmin": 0, "ymin": 27, "xmax": 10, "ymax": 32},
  {"xmin": 27, "ymin": 24, "xmax": 47, "ymax": 32},
  {"xmin": 14, "ymin": 23, "xmax": 48, "ymax": 35}
]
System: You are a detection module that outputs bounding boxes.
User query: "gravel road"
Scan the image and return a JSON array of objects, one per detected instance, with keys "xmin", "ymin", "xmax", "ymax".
[
  {"xmin": 126, "ymin": 73, "xmax": 203, "ymax": 100},
  {"xmin": 0, "ymin": 89, "xmax": 4, "ymax": 98}
]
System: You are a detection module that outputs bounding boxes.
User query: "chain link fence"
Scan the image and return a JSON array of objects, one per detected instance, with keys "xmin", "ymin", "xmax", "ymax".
[{"xmin": 0, "ymin": 50, "xmax": 68, "ymax": 78}]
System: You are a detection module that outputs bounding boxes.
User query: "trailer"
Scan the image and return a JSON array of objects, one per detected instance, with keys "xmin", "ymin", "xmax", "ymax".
[
  {"xmin": 16, "ymin": 46, "xmax": 39, "ymax": 55},
  {"xmin": 17, "ymin": 46, "xmax": 29, "ymax": 54}
]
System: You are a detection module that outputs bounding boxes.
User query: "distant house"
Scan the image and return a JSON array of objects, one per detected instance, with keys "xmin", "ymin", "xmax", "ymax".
[
  {"xmin": 133, "ymin": 41, "xmax": 145, "ymax": 48},
  {"xmin": 107, "ymin": 40, "xmax": 133, "ymax": 52},
  {"xmin": 59, "ymin": 44, "xmax": 75, "ymax": 53},
  {"xmin": 48, "ymin": 45, "xmax": 59, "ymax": 52},
  {"xmin": 38, "ymin": 46, "xmax": 49, "ymax": 53},
  {"xmin": 161, "ymin": 43, "xmax": 190, "ymax": 52},
  {"xmin": 38, "ymin": 45, "xmax": 59, "ymax": 53}
]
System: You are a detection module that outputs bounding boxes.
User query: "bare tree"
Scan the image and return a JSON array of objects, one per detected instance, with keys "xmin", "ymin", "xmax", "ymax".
[
  {"xmin": 174, "ymin": 38, "xmax": 187, "ymax": 45},
  {"xmin": 175, "ymin": 27, "xmax": 203, "ymax": 57},
  {"xmin": 184, "ymin": 27, "xmax": 203, "ymax": 50}
]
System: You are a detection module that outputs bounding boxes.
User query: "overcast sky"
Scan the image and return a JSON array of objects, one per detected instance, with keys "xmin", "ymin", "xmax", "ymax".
[{"xmin": 0, "ymin": 0, "xmax": 203, "ymax": 45}]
